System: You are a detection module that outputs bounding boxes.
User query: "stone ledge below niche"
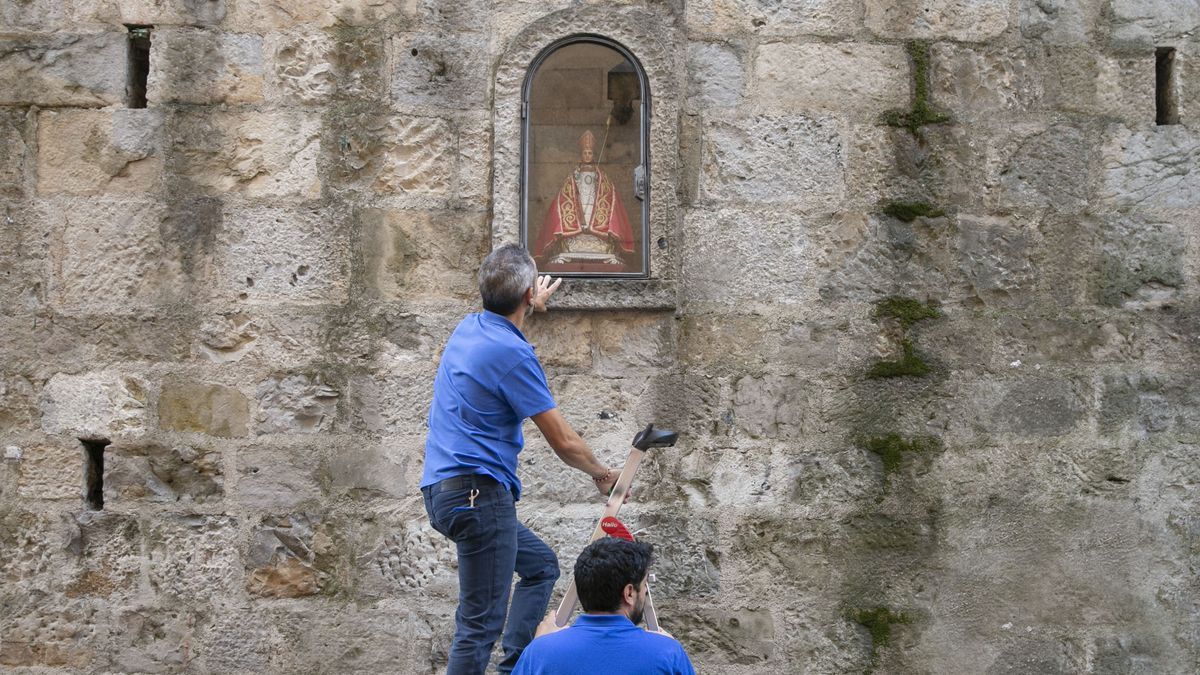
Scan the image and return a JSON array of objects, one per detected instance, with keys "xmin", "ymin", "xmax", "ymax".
[{"xmin": 546, "ymin": 278, "xmax": 676, "ymax": 311}]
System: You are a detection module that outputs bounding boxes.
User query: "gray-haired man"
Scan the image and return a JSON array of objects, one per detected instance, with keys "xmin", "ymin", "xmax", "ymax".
[{"xmin": 420, "ymin": 244, "xmax": 620, "ymax": 674}]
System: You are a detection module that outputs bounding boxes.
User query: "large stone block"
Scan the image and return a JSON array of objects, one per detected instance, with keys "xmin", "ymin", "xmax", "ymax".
[
  {"xmin": 1109, "ymin": 0, "xmax": 1200, "ymax": 47},
  {"xmin": 147, "ymin": 29, "xmax": 263, "ymax": 105},
  {"xmin": 63, "ymin": 511, "xmax": 141, "ymax": 600},
  {"xmin": 0, "ymin": 109, "xmax": 29, "ymax": 198},
  {"xmin": 345, "ymin": 369, "xmax": 435, "ymax": 437},
  {"xmin": 265, "ymin": 30, "xmax": 336, "ymax": 104},
  {"xmin": 105, "ymin": 440, "xmax": 224, "ymax": 504},
  {"xmin": 844, "ymin": 124, "xmax": 926, "ymax": 208},
  {"xmin": 355, "ymin": 517, "xmax": 456, "ymax": 598},
  {"xmin": 1095, "ymin": 213, "xmax": 1186, "ymax": 309},
  {"xmin": 107, "ymin": 603, "xmax": 205, "ymax": 674},
  {"xmin": 256, "ymin": 374, "xmax": 340, "ymax": 434},
  {"xmin": 865, "ymin": 0, "xmax": 1010, "ymax": 41},
  {"xmin": 680, "ymin": 207, "xmax": 815, "ymax": 310},
  {"xmin": 0, "ymin": 511, "xmax": 65, "ymax": 591},
  {"xmin": 269, "ymin": 605, "xmax": 435, "ymax": 674},
  {"xmin": 191, "ymin": 604, "xmax": 279, "ymax": 673},
  {"xmin": 194, "ymin": 312, "xmax": 260, "ymax": 363},
  {"xmin": 388, "ymin": 32, "xmax": 488, "ymax": 110},
  {"xmin": 930, "ymin": 44, "xmax": 1043, "ymax": 117},
  {"xmin": 37, "ymin": 109, "xmax": 164, "ymax": 196},
  {"xmin": 375, "ymin": 116, "xmax": 455, "ymax": 195},
  {"xmin": 455, "ymin": 113, "xmax": 491, "ymax": 206},
  {"xmin": 15, "ymin": 441, "xmax": 81, "ymax": 500},
  {"xmin": 246, "ymin": 512, "xmax": 334, "ymax": 598},
  {"xmin": 981, "ymin": 376, "xmax": 1087, "ymax": 437},
  {"xmin": 219, "ymin": 207, "xmax": 349, "ymax": 304},
  {"xmin": 230, "ymin": 0, "xmax": 407, "ymax": 29},
  {"xmin": 687, "ymin": 42, "xmax": 745, "ymax": 110},
  {"xmin": 1043, "ymin": 50, "xmax": 1151, "ymax": 121},
  {"xmin": 594, "ymin": 312, "xmax": 674, "ymax": 376},
  {"xmin": 0, "ymin": 598, "xmax": 104, "ymax": 668},
  {"xmin": 0, "ymin": 34, "xmax": 125, "ymax": 107},
  {"xmin": 321, "ymin": 441, "xmax": 408, "ymax": 500},
  {"xmin": 169, "ymin": 111, "xmax": 322, "ymax": 199},
  {"xmin": 732, "ymin": 373, "xmax": 820, "ymax": 439},
  {"xmin": 75, "ymin": 0, "xmax": 227, "ymax": 26},
  {"xmin": 1101, "ymin": 125, "xmax": 1200, "ymax": 209},
  {"xmin": 685, "ymin": 0, "xmax": 863, "ymax": 37},
  {"xmin": 40, "ymin": 372, "xmax": 148, "ymax": 438},
  {"xmin": 327, "ymin": 113, "xmax": 455, "ymax": 197},
  {"xmin": 361, "ymin": 209, "xmax": 489, "ymax": 302},
  {"xmin": 1100, "ymin": 373, "xmax": 1200, "ymax": 436},
  {"xmin": 998, "ymin": 123, "xmax": 1093, "ymax": 212},
  {"xmin": 628, "ymin": 511, "xmax": 721, "ymax": 598},
  {"xmin": 955, "ymin": 213, "xmax": 1037, "ymax": 307},
  {"xmin": 754, "ymin": 43, "xmax": 909, "ymax": 115},
  {"xmin": 699, "ymin": 113, "xmax": 844, "ymax": 207},
  {"xmin": 669, "ymin": 604, "xmax": 775, "ymax": 665},
  {"xmin": 158, "ymin": 381, "xmax": 250, "ymax": 438},
  {"xmin": 146, "ymin": 514, "xmax": 241, "ymax": 601},
  {"xmin": 235, "ymin": 442, "xmax": 323, "ymax": 508},
  {"xmin": 1019, "ymin": 0, "xmax": 1100, "ymax": 44},
  {"xmin": 47, "ymin": 200, "xmax": 189, "ymax": 312},
  {"xmin": 680, "ymin": 314, "xmax": 840, "ymax": 375},
  {"xmin": 1, "ymin": 0, "xmax": 69, "ymax": 31},
  {"xmin": 0, "ymin": 374, "xmax": 37, "ymax": 432},
  {"xmin": 523, "ymin": 313, "xmax": 594, "ymax": 369}
]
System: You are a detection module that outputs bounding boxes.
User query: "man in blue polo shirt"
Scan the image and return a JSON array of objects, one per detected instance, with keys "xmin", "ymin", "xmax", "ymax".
[
  {"xmin": 421, "ymin": 244, "xmax": 621, "ymax": 674},
  {"xmin": 513, "ymin": 538, "xmax": 696, "ymax": 675}
]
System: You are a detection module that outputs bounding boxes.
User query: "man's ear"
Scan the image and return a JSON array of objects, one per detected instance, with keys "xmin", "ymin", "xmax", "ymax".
[{"xmin": 622, "ymin": 583, "xmax": 638, "ymax": 608}]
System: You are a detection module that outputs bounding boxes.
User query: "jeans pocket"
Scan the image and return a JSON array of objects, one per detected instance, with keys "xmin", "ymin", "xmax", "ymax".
[{"xmin": 431, "ymin": 489, "xmax": 485, "ymax": 541}]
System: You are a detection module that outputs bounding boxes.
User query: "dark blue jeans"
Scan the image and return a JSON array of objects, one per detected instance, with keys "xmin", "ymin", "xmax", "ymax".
[{"xmin": 423, "ymin": 475, "xmax": 560, "ymax": 674}]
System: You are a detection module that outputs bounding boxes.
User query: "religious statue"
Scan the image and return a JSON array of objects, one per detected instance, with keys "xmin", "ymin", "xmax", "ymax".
[{"xmin": 532, "ymin": 130, "xmax": 635, "ymax": 269}]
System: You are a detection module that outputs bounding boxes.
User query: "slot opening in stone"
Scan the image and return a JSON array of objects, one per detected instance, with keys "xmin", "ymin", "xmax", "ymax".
[
  {"xmin": 82, "ymin": 438, "xmax": 111, "ymax": 510},
  {"xmin": 126, "ymin": 25, "xmax": 152, "ymax": 109},
  {"xmin": 1156, "ymin": 47, "xmax": 1179, "ymax": 126}
]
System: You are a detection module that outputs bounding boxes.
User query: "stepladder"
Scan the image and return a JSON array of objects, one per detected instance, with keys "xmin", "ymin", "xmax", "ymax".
[{"xmin": 552, "ymin": 423, "xmax": 678, "ymax": 631}]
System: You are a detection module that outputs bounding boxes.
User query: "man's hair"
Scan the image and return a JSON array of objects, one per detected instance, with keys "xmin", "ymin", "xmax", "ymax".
[
  {"xmin": 574, "ymin": 537, "xmax": 654, "ymax": 613},
  {"xmin": 478, "ymin": 244, "xmax": 537, "ymax": 315}
]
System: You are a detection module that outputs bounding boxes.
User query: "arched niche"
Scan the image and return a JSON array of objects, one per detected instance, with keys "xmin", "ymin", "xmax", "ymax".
[
  {"xmin": 520, "ymin": 36, "xmax": 650, "ymax": 278},
  {"xmin": 491, "ymin": 8, "xmax": 681, "ymax": 309}
]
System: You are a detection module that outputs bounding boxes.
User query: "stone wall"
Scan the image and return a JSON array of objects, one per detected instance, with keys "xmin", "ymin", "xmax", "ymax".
[{"xmin": 1, "ymin": 0, "xmax": 1198, "ymax": 672}]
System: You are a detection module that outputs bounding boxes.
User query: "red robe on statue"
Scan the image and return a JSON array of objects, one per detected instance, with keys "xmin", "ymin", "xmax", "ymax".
[{"xmin": 533, "ymin": 168, "xmax": 635, "ymax": 262}]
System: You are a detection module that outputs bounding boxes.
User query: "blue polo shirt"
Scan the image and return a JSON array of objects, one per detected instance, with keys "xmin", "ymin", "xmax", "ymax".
[
  {"xmin": 420, "ymin": 311, "xmax": 557, "ymax": 500},
  {"xmin": 513, "ymin": 614, "xmax": 696, "ymax": 675}
]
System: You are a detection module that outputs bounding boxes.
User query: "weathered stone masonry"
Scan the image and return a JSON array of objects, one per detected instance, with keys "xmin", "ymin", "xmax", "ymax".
[{"xmin": 1, "ymin": 0, "xmax": 1198, "ymax": 672}]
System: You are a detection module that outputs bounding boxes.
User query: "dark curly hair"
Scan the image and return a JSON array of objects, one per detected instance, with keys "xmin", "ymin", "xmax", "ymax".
[{"xmin": 574, "ymin": 537, "xmax": 654, "ymax": 613}]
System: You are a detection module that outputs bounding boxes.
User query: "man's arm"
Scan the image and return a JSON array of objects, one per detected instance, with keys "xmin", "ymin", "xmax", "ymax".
[{"xmin": 531, "ymin": 408, "xmax": 619, "ymax": 496}]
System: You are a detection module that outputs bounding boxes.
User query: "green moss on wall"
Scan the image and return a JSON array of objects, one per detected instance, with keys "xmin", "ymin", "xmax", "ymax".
[
  {"xmin": 882, "ymin": 41, "xmax": 951, "ymax": 134},
  {"xmin": 873, "ymin": 296, "xmax": 941, "ymax": 327},
  {"xmin": 859, "ymin": 433, "xmax": 935, "ymax": 476},
  {"xmin": 849, "ymin": 606, "xmax": 911, "ymax": 668},
  {"xmin": 881, "ymin": 201, "xmax": 945, "ymax": 223},
  {"xmin": 867, "ymin": 340, "xmax": 931, "ymax": 378}
]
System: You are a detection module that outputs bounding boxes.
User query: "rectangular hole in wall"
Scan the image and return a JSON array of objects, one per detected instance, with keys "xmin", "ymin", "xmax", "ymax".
[
  {"xmin": 125, "ymin": 25, "xmax": 151, "ymax": 109},
  {"xmin": 82, "ymin": 438, "xmax": 110, "ymax": 510},
  {"xmin": 1156, "ymin": 47, "xmax": 1179, "ymax": 125}
]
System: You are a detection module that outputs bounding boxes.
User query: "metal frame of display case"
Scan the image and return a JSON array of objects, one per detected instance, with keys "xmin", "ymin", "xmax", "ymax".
[{"xmin": 519, "ymin": 34, "xmax": 652, "ymax": 279}]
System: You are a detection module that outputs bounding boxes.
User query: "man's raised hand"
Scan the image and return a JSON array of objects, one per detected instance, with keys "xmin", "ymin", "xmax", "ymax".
[{"xmin": 531, "ymin": 274, "xmax": 562, "ymax": 312}]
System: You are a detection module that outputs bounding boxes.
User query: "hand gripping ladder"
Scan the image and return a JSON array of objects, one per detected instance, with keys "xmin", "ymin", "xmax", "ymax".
[{"xmin": 553, "ymin": 423, "xmax": 678, "ymax": 630}]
